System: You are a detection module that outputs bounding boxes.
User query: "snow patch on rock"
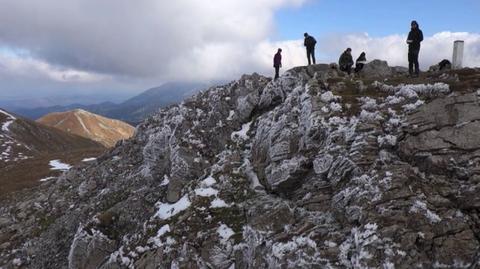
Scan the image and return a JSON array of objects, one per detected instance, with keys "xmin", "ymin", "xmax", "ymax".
[
  {"xmin": 410, "ymin": 200, "xmax": 442, "ymax": 223},
  {"xmin": 154, "ymin": 195, "xmax": 191, "ymax": 220},
  {"xmin": 217, "ymin": 223, "xmax": 235, "ymax": 244},
  {"xmin": 0, "ymin": 109, "xmax": 16, "ymax": 132},
  {"xmin": 49, "ymin": 160, "xmax": 72, "ymax": 171},
  {"xmin": 231, "ymin": 121, "xmax": 252, "ymax": 142}
]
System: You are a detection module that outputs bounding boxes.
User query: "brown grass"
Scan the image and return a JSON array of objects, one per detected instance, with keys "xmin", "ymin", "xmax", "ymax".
[
  {"xmin": 329, "ymin": 79, "xmax": 389, "ymax": 117},
  {"xmin": 331, "ymin": 69, "xmax": 480, "ymax": 117},
  {"xmin": 0, "ymin": 148, "xmax": 105, "ymax": 196},
  {"xmin": 37, "ymin": 110, "xmax": 135, "ymax": 148},
  {"xmin": 448, "ymin": 69, "xmax": 480, "ymax": 93},
  {"xmin": 382, "ymin": 69, "xmax": 480, "ymax": 93}
]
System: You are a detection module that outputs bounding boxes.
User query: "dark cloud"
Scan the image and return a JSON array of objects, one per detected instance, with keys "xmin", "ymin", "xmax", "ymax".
[
  {"xmin": 0, "ymin": 1, "xmax": 478, "ymax": 104},
  {"xmin": 0, "ymin": 0, "xmax": 304, "ymax": 80}
]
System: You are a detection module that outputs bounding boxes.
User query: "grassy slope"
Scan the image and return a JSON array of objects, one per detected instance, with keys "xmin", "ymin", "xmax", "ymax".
[{"xmin": 0, "ymin": 113, "xmax": 107, "ymax": 196}]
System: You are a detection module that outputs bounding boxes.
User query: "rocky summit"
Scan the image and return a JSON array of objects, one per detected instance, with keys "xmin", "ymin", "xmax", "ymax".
[{"xmin": 1, "ymin": 62, "xmax": 480, "ymax": 269}]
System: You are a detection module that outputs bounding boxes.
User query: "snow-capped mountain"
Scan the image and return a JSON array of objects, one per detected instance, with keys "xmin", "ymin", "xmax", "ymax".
[
  {"xmin": 37, "ymin": 109, "xmax": 135, "ymax": 148},
  {"xmin": 1, "ymin": 64, "xmax": 480, "ymax": 268},
  {"xmin": 0, "ymin": 108, "xmax": 105, "ymax": 194}
]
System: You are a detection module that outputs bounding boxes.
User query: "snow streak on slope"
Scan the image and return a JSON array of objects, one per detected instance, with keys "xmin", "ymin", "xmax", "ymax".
[
  {"xmin": 0, "ymin": 109, "xmax": 16, "ymax": 132},
  {"xmin": 49, "ymin": 160, "xmax": 72, "ymax": 171},
  {"xmin": 0, "ymin": 109, "xmax": 31, "ymax": 162}
]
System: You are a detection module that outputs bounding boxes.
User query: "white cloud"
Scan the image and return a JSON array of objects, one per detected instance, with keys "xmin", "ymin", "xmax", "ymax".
[
  {"xmin": 0, "ymin": 0, "xmax": 307, "ymax": 81},
  {"xmin": 255, "ymin": 39, "xmax": 306, "ymax": 71},
  {"xmin": 422, "ymin": 32, "xmax": 480, "ymax": 68},
  {"xmin": 0, "ymin": 0, "xmax": 479, "ymax": 101},
  {"xmin": 207, "ymin": 31, "xmax": 480, "ymax": 79},
  {"xmin": 317, "ymin": 31, "xmax": 480, "ymax": 69},
  {"xmin": 0, "ymin": 52, "xmax": 108, "ymax": 83}
]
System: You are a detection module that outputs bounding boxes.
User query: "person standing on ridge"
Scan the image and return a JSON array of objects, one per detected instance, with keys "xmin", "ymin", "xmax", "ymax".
[
  {"xmin": 339, "ymin": 48, "xmax": 354, "ymax": 75},
  {"xmin": 273, "ymin": 48, "xmax": 282, "ymax": 80},
  {"xmin": 304, "ymin": 33, "xmax": 316, "ymax": 65},
  {"xmin": 355, "ymin": 52, "xmax": 367, "ymax": 73},
  {"xmin": 407, "ymin": 20, "xmax": 423, "ymax": 77}
]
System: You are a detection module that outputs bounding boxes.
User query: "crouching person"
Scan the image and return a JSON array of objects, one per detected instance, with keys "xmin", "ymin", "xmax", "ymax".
[
  {"xmin": 339, "ymin": 48, "xmax": 354, "ymax": 74},
  {"xmin": 355, "ymin": 52, "xmax": 367, "ymax": 73}
]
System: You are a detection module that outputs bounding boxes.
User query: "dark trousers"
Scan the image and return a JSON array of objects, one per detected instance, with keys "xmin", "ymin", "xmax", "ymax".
[
  {"xmin": 354, "ymin": 64, "xmax": 364, "ymax": 73},
  {"xmin": 340, "ymin": 64, "xmax": 353, "ymax": 75},
  {"xmin": 408, "ymin": 49, "xmax": 420, "ymax": 75},
  {"xmin": 306, "ymin": 48, "xmax": 315, "ymax": 65},
  {"xmin": 274, "ymin": 66, "xmax": 280, "ymax": 80}
]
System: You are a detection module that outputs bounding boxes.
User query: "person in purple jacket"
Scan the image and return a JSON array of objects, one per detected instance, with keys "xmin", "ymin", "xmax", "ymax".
[{"xmin": 273, "ymin": 48, "xmax": 282, "ymax": 80}]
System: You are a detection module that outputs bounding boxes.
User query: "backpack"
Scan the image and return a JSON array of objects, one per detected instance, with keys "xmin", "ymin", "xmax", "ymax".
[{"xmin": 306, "ymin": 36, "xmax": 316, "ymax": 47}]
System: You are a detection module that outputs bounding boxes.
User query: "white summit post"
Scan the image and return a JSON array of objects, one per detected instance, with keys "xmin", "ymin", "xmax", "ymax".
[{"xmin": 452, "ymin": 40, "xmax": 464, "ymax": 69}]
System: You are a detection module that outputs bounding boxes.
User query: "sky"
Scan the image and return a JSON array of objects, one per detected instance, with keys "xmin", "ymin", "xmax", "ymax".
[{"xmin": 0, "ymin": 0, "xmax": 479, "ymax": 106}]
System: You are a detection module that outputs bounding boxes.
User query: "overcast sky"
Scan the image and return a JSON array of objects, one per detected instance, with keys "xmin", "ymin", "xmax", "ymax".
[{"xmin": 0, "ymin": 0, "xmax": 479, "ymax": 103}]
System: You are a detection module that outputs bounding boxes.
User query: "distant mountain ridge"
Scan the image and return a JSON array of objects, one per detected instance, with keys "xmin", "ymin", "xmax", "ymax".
[
  {"xmin": 37, "ymin": 109, "xmax": 135, "ymax": 148},
  {"xmin": 12, "ymin": 82, "xmax": 208, "ymax": 124},
  {"xmin": 0, "ymin": 108, "xmax": 105, "ymax": 194}
]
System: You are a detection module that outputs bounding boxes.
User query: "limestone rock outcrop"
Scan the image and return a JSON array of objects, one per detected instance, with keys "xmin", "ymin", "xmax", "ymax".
[
  {"xmin": 2, "ymin": 64, "xmax": 480, "ymax": 269},
  {"xmin": 361, "ymin": 59, "xmax": 393, "ymax": 77}
]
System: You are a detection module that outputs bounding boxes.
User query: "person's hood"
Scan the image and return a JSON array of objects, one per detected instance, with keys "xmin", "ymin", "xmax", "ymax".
[{"xmin": 411, "ymin": 20, "xmax": 419, "ymax": 28}]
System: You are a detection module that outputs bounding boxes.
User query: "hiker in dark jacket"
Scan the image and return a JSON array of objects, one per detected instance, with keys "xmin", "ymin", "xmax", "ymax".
[
  {"xmin": 407, "ymin": 20, "xmax": 424, "ymax": 77},
  {"xmin": 273, "ymin": 48, "xmax": 282, "ymax": 80},
  {"xmin": 304, "ymin": 33, "xmax": 316, "ymax": 65},
  {"xmin": 339, "ymin": 48, "xmax": 354, "ymax": 74},
  {"xmin": 355, "ymin": 52, "xmax": 367, "ymax": 73}
]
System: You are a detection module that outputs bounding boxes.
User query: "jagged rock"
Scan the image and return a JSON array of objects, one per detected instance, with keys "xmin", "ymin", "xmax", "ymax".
[
  {"xmin": 0, "ymin": 217, "xmax": 11, "ymax": 228},
  {"xmin": 400, "ymin": 92, "xmax": 480, "ymax": 177},
  {"xmin": 288, "ymin": 64, "xmax": 331, "ymax": 78},
  {"xmin": 132, "ymin": 249, "xmax": 169, "ymax": 269},
  {"xmin": 200, "ymin": 240, "xmax": 234, "ymax": 269},
  {"xmin": 361, "ymin": 59, "xmax": 392, "ymax": 77},
  {"xmin": 68, "ymin": 227, "xmax": 116, "ymax": 269},
  {"xmin": 3, "ymin": 66, "xmax": 480, "ymax": 269},
  {"xmin": 313, "ymin": 154, "xmax": 334, "ymax": 175},
  {"xmin": 167, "ymin": 146, "xmax": 198, "ymax": 202},
  {"xmin": 236, "ymin": 93, "xmax": 258, "ymax": 121},
  {"xmin": 265, "ymin": 156, "xmax": 310, "ymax": 194},
  {"xmin": 327, "ymin": 156, "xmax": 360, "ymax": 186},
  {"xmin": 78, "ymin": 179, "xmax": 97, "ymax": 198},
  {"xmin": 247, "ymin": 198, "xmax": 295, "ymax": 232},
  {"xmin": 391, "ymin": 66, "xmax": 409, "ymax": 75}
]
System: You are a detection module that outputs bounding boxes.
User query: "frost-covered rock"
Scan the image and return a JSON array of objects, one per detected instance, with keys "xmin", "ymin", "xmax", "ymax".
[
  {"xmin": 400, "ymin": 92, "xmax": 480, "ymax": 180},
  {"xmin": 68, "ymin": 227, "xmax": 116, "ymax": 269},
  {"xmin": 2, "ymin": 65, "xmax": 480, "ymax": 269},
  {"xmin": 77, "ymin": 179, "xmax": 98, "ymax": 198},
  {"xmin": 265, "ymin": 156, "xmax": 310, "ymax": 194},
  {"xmin": 313, "ymin": 154, "xmax": 334, "ymax": 175}
]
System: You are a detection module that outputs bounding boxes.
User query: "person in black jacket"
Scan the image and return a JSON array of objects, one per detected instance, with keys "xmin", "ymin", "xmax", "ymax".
[
  {"xmin": 273, "ymin": 48, "xmax": 282, "ymax": 80},
  {"xmin": 407, "ymin": 20, "xmax": 424, "ymax": 77},
  {"xmin": 355, "ymin": 52, "xmax": 367, "ymax": 73},
  {"xmin": 339, "ymin": 48, "xmax": 354, "ymax": 74},
  {"xmin": 304, "ymin": 33, "xmax": 317, "ymax": 65}
]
